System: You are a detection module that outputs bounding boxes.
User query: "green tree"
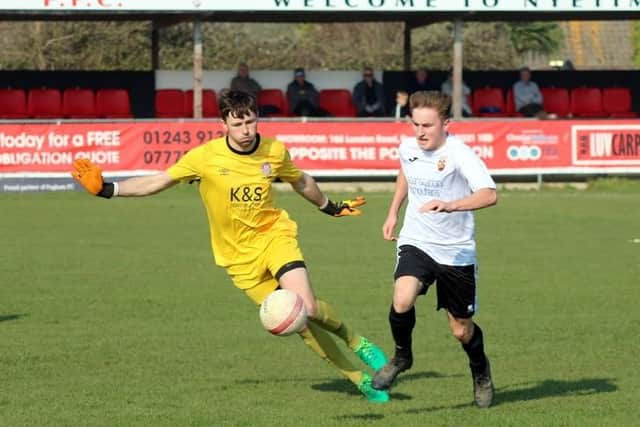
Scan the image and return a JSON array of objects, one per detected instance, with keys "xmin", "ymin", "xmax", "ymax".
[
  {"xmin": 0, "ymin": 20, "xmax": 564, "ymax": 72},
  {"xmin": 507, "ymin": 22, "xmax": 563, "ymax": 56},
  {"xmin": 633, "ymin": 22, "xmax": 640, "ymax": 67},
  {"xmin": 0, "ymin": 21, "xmax": 150, "ymax": 70}
]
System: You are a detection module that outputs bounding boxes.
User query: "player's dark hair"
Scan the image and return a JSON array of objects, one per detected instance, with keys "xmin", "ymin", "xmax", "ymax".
[
  {"xmin": 218, "ymin": 90, "xmax": 258, "ymax": 121},
  {"xmin": 409, "ymin": 90, "xmax": 451, "ymax": 122}
]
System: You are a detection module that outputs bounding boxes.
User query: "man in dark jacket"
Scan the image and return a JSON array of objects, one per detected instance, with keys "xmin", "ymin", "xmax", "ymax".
[
  {"xmin": 230, "ymin": 62, "xmax": 262, "ymax": 99},
  {"xmin": 407, "ymin": 68, "xmax": 439, "ymax": 95},
  {"xmin": 352, "ymin": 67, "xmax": 386, "ymax": 117},
  {"xmin": 286, "ymin": 68, "xmax": 326, "ymax": 117}
]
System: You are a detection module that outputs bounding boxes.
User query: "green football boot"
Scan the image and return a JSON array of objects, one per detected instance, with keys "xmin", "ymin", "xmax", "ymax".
[
  {"xmin": 358, "ymin": 372, "xmax": 390, "ymax": 403},
  {"xmin": 354, "ymin": 337, "xmax": 388, "ymax": 372}
]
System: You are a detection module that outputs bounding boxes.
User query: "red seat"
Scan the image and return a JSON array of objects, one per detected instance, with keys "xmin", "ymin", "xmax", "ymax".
[
  {"xmin": 505, "ymin": 89, "xmax": 523, "ymax": 117},
  {"xmin": 155, "ymin": 89, "xmax": 186, "ymax": 118},
  {"xmin": 541, "ymin": 87, "xmax": 571, "ymax": 117},
  {"xmin": 96, "ymin": 89, "xmax": 133, "ymax": 118},
  {"xmin": 0, "ymin": 89, "xmax": 27, "ymax": 119},
  {"xmin": 28, "ymin": 88, "xmax": 62, "ymax": 118},
  {"xmin": 472, "ymin": 87, "xmax": 505, "ymax": 117},
  {"xmin": 571, "ymin": 87, "xmax": 605, "ymax": 118},
  {"xmin": 184, "ymin": 89, "xmax": 219, "ymax": 118},
  {"xmin": 63, "ymin": 88, "xmax": 97, "ymax": 119},
  {"xmin": 258, "ymin": 89, "xmax": 289, "ymax": 117},
  {"xmin": 602, "ymin": 87, "xmax": 636, "ymax": 118},
  {"xmin": 319, "ymin": 89, "xmax": 356, "ymax": 117}
]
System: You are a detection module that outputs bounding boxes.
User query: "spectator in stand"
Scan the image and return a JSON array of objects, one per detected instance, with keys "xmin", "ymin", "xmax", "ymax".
[
  {"xmin": 407, "ymin": 68, "xmax": 439, "ymax": 95},
  {"xmin": 230, "ymin": 62, "xmax": 262, "ymax": 99},
  {"xmin": 286, "ymin": 68, "xmax": 327, "ymax": 117},
  {"xmin": 513, "ymin": 66, "xmax": 548, "ymax": 119},
  {"xmin": 352, "ymin": 67, "xmax": 386, "ymax": 117},
  {"xmin": 394, "ymin": 91, "xmax": 410, "ymax": 120},
  {"xmin": 441, "ymin": 68, "xmax": 472, "ymax": 117}
]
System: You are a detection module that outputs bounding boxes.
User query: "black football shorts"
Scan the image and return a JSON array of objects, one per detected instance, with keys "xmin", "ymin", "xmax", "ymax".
[{"xmin": 394, "ymin": 244, "xmax": 478, "ymax": 318}]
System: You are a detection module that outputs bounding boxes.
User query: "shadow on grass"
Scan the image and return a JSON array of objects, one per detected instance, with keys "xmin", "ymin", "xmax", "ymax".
[
  {"xmin": 312, "ymin": 370, "xmax": 447, "ymax": 401},
  {"xmin": 397, "ymin": 370, "xmax": 463, "ymax": 385},
  {"xmin": 0, "ymin": 314, "xmax": 25, "ymax": 322},
  {"xmin": 234, "ymin": 377, "xmax": 317, "ymax": 385},
  {"xmin": 312, "ymin": 378, "xmax": 362, "ymax": 396},
  {"xmin": 312, "ymin": 377, "xmax": 413, "ymax": 402},
  {"xmin": 400, "ymin": 377, "xmax": 618, "ymax": 414},
  {"xmin": 493, "ymin": 377, "xmax": 617, "ymax": 406},
  {"xmin": 313, "ymin": 370, "xmax": 444, "ymax": 395}
]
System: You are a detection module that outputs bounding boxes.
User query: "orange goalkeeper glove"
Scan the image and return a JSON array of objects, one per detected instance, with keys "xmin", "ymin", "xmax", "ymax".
[
  {"xmin": 319, "ymin": 196, "xmax": 366, "ymax": 217},
  {"xmin": 70, "ymin": 158, "xmax": 116, "ymax": 198}
]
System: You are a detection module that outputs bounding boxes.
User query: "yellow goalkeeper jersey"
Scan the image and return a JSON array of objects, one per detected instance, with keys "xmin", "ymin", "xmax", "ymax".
[{"xmin": 167, "ymin": 135, "xmax": 304, "ymax": 268}]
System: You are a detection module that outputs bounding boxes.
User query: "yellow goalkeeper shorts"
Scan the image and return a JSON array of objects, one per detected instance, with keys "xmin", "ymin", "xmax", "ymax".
[{"xmin": 227, "ymin": 233, "xmax": 304, "ymax": 305}]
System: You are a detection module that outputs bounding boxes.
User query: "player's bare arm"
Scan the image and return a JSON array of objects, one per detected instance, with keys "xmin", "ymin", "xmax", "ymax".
[
  {"xmin": 290, "ymin": 172, "xmax": 366, "ymax": 217},
  {"xmin": 290, "ymin": 172, "xmax": 326, "ymax": 206},
  {"xmin": 71, "ymin": 158, "xmax": 177, "ymax": 198},
  {"xmin": 383, "ymin": 168, "xmax": 409, "ymax": 240},
  {"xmin": 116, "ymin": 173, "xmax": 177, "ymax": 197},
  {"xmin": 419, "ymin": 187, "xmax": 497, "ymax": 213}
]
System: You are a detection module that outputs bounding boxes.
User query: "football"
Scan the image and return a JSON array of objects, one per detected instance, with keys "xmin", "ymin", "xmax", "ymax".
[{"xmin": 259, "ymin": 289, "xmax": 307, "ymax": 336}]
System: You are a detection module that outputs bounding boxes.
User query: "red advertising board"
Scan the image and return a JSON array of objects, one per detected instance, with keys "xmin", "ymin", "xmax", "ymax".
[
  {"xmin": 571, "ymin": 124, "xmax": 640, "ymax": 166},
  {"xmin": 1, "ymin": 120, "xmax": 640, "ymax": 185}
]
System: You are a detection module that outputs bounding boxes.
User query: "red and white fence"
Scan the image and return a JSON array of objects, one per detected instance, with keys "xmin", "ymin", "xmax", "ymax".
[{"xmin": 1, "ymin": 119, "xmax": 639, "ymax": 191}]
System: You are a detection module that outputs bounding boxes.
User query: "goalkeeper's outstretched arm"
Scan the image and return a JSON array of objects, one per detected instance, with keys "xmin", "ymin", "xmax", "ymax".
[
  {"xmin": 71, "ymin": 158, "xmax": 177, "ymax": 198},
  {"xmin": 290, "ymin": 172, "xmax": 326, "ymax": 207},
  {"xmin": 115, "ymin": 173, "xmax": 177, "ymax": 197},
  {"xmin": 290, "ymin": 172, "xmax": 366, "ymax": 217}
]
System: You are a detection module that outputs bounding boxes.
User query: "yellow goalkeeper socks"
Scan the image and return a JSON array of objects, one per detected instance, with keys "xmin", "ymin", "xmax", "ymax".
[
  {"xmin": 299, "ymin": 321, "xmax": 363, "ymax": 386},
  {"xmin": 313, "ymin": 299, "xmax": 341, "ymax": 330},
  {"xmin": 335, "ymin": 324, "xmax": 362, "ymax": 351},
  {"xmin": 314, "ymin": 299, "xmax": 362, "ymax": 350}
]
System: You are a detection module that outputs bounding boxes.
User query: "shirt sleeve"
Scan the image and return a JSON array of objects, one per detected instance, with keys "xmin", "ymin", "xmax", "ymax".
[
  {"xmin": 278, "ymin": 148, "xmax": 304, "ymax": 183},
  {"xmin": 532, "ymin": 83, "xmax": 543, "ymax": 103},
  {"xmin": 457, "ymin": 144, "xmax": 496, "ymax": 192},
  {"xmin": 166, "ymin": 145, "xmax": 204, "ymax": 182}
]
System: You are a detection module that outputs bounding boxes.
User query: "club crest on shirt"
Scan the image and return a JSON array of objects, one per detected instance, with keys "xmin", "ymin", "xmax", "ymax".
[
  {"xmin": 437, "ymin": 157, "xmax": 446, "ymax": 171},
  {"xmin": 261, "ymin": 162, "xmax": 272, "ymax": 176}
]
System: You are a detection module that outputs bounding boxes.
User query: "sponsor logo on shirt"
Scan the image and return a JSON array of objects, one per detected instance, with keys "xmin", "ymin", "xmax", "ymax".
[
  {"xmin": 230, "ymin": 186, "xmax": 264, "ymax": 202},
  {"xmin": 408, "ymin": 157, "xmax": 419, "ymax": 162},
  {"xmin": 407, "ymin": 176, "xmax": 443, "ymax": 197},
  {"xmin": 218, "ymin": 168, "xmax": 230, "ymax": 176}
]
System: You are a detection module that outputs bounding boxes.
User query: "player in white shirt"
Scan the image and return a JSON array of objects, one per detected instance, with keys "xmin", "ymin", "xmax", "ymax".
[{"xmin": 372, "ymin": 91, "xmax": 498, "ymax": 408}]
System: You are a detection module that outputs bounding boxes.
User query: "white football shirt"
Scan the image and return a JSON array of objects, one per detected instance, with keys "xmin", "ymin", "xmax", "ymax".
[{"xmin": 397, "ymin": 134, "xmax": 496, "ymax": 266}]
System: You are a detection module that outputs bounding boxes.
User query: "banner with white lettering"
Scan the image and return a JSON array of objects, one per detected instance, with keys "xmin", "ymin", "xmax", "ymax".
[
  {"xmin": 2, "ymin": 120, "xmax": 640, "ymax": 191},
  {"xmin": 2, "ymin": 0, "xmax": 639, "ymax": 13}
]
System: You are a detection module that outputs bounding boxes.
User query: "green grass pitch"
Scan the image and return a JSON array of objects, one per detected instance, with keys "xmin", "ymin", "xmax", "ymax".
[{"xmin": 1, "ymin": 184, "xmax": 639, "ymax": 426}]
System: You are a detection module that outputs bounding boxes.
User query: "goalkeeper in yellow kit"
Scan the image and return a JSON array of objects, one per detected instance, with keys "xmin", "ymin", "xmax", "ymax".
[{"xmin": 71, "ymin": 90, "xmax": 389, "ymax": 402}]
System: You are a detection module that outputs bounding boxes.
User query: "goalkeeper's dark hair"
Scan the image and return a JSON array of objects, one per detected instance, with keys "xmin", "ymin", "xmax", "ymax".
[
  {"xmin": 409, "ymin": 90, "xmax": 451, "ymax": 122},
  {"xmin": 218, "ymin": 90, "xmax": 258, "ymax": 122}
]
